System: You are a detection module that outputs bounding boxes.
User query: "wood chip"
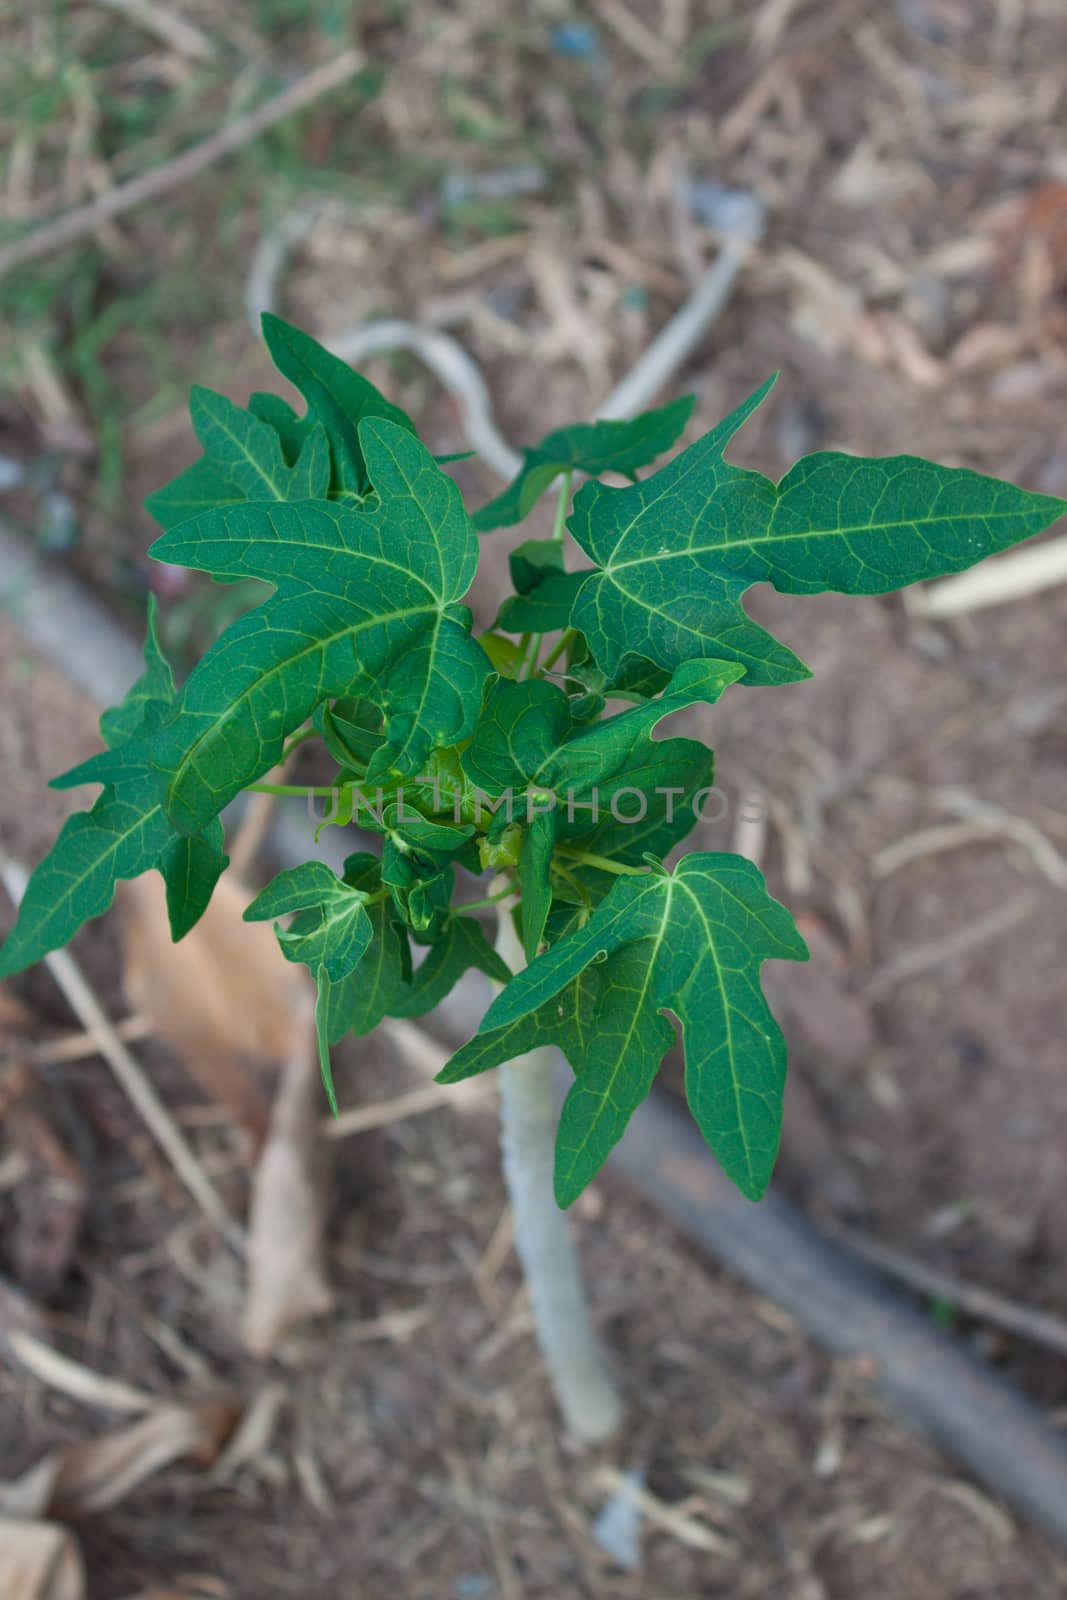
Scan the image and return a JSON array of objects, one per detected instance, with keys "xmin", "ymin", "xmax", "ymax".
[{"xmin": 0, "ymin": 1518, "xmax": 85, "ymax": 1600}]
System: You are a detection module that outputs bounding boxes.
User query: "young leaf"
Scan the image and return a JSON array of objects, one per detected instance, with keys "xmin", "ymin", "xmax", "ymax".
[
  {"xmin": 461, "ymin": 659, "xmax": 742, "ymax": 957},
  {"xmin": 461, "ymin": 679, "xmax": 572, "ymax": 797},
  {"xmin": 325, "ymin": 898, "xmax": 412, "ymax": 1039},
  {"xmin": 443, "ymin": 853, "xmax": 808, "ymax": 1206},
  {"xmin": 493, "ymin": 538, "xmax": 590, "ymax": 635},
  {"xmin": 382, "ymin": 845, "xmax": 454, "ymax": 937},
  {"xmin": 190, "ymin": 387, "xmax": 330, "ymax": 501},
  {"xmin": 261, "ymin": 313, "xmax": 417, "ymax": 496},
  {"xmin": 314, "ymin": 698, "xmax": 384, "ymax": 772},
  {"xmin": 497, "ymin": 572, "xmax": 590, "ymax": 636},
  {"xmin": 147, "ymin": 419, "xmax": 492, "ymax": 833},
  {"xmin": 311, "ymin": 853, "xmax": 408, "ymax": 1042},
  {"xmin": 570, "ymin": 376, "xmax": 1067, "ymax": 685},
  {"xmin": 245, "ymin": 860, "xmax": 377, "ymax": 1113},
  {"xmin": 243, "ymin": 860, "xmax": 375, "ymax": 982},
  {"xmin": 518, "ymin": 809, "xmax": 556, "ymax": 960},
  {"xmin": 248, "ymin": 392, "xmax": 311, "ymax": 462},
  {"xmin": 159, "ymin": 820, "xmax": 228, "ymax": 943},
  {"xmin": 474, "ymin": 395, "xmax": 695, "ymax": 531}
]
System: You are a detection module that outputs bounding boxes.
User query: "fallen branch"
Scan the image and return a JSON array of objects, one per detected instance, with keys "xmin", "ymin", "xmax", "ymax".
[{"xmin": 0, "ymin": 51, "xmax": 363, "ymax": 279}]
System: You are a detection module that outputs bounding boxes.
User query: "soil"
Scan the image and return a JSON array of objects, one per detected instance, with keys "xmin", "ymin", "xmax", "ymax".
[{"xmin": 2, "ymin": 1, "xmax": 1067, "ymax": 1595}]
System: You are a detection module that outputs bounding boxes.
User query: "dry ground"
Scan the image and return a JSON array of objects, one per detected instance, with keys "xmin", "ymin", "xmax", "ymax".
[{"xmin": 2, "ymin": 1, "xmax": 1067, "ymax": 1595}]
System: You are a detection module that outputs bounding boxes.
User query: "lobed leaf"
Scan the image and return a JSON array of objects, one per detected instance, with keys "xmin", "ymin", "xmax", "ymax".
[
  {"xmin": 390, "ymin": 915, "xmax": 511, "ymax": 1019},
  {"xmin": 0, "ymin": 601, "xmax": 225, "ymax": 974},
  {"xmin": 474, "ymin": 395, "xmax": 695, "ymax": 531},
  {"xmin": 461, "ymin": 659, "xmax": 743, "ymax": 958},
  {"xmin": 148, "ymin": 419, "xmax": 491, "ymax": 834},
  {"xmin": 443, "ymin": 854, "xmax": 808, "ymax": 1205},
  {"xmin": 0, "ymin": 779, "xmax": 173, "ymax": 980},
  {"xmin": 243, "ymin": 860, "xmax": 375, "ymax": 982},
  {"xmin": 261, "ymin": 313, "xmax": 417, "ymax": 496},
  {"xmin": 190, "ymin": 387, "xmax": 330, "ymax": 502},
  {"xmin": 569, "ymin": 375, "xmax": 1067, "ymax": 685}
]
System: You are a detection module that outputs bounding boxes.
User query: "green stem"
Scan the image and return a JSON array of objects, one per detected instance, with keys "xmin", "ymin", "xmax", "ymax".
[
  {"xmin": 246, "ymin": 782, "xmax": 340, "ymax": 797},
  {"xmin": 517, "ymin": 631, "xmax": 542, "ymax": 681},
  {"xmin": 455, "ymin": 885, "xmax": 516, "ymax": 914},
  {"xmin": 551, "ymin": 858, "xmax": 593, "ymax": 910},
  {"xmin": 551, "ymin": 469, "xmax": 573, "ymax": 543},
  {"xmin": 282, "ymin": 725, "xmax": 320, "ymax": 758},
  {"xmin": 539, "ymin": 628, "xmax": 577, "ymax": 675},
  {"xmin": 518, "ymin": 474, "xmax": 575, "ymax": 683},
  {"xmin": 555, "ymin": 846, "xmax": 650, "ymax": 876}
]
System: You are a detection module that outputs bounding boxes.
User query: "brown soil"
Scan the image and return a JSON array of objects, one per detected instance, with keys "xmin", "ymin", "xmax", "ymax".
[{"xmin": 2, "ymin": 0, "xmax": 1067, "ymax": 1594}]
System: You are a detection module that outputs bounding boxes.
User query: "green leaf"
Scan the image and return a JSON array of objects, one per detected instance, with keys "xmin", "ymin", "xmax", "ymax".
[
  {"xmin": 0, "ymin": 776, "xmax": 174, "ymax": 980},
  {"xmin": 461, "ymin": 679, "xmax": 571, "ymax": 797},
  {"xmin": 462, "ymin": 660, "xmax": 740, "ymax": 959},
  {"xmin": 379, "ymin": 803, "xmax": 475, "ymax": 858},
  {"xmin": 443, "ymin": 853, "xmax": 808, "ymax": 1205},
  {"xmin": 311, "ymin": 853, "xmax": 406, "ymax": 1042},
  {"xmin": 243, "ymin": 860, "xmax": 375, "ymax": 982},
  {"xmin": 248, "ymin": 392, "xmax": 311, "ymax": 463},
  {"xmin": 314, "ymin": 968, "xmax": 340, "ymax": 1117},
  {"xmin": 261, "ymin": 313, "xmax": 417, "ymax": 496},
  {"xmin": 519, "ymin": 809, "xmax": 556, "ymax": 960},
  {"xmin": 497, "ymin": 572, "xmax": 590, "ymax": 635},
  {"xmin": 562, "ymin": 729, "xmax": 713, "ymax": 867},
  {"xmin": 509, "ymin": 539, "xmax": 565, "ymax": 596},
  {"xmin": 2, "ymin": 601, "xmax": 230, "ymax": 976},
  {"xmin": 314, "ymin": 698, "xmax": 384, "ymax": 772},
  {"xmin": 391, "ymin": 915, "xmax": 511, "ymax": 1019},
  {"xmin": 145, "ymin": 456, "xmax": 244, "ymax": 532},
  {"xmin": 99, "ymin": 594, "xmax": 175, "ymax": 745},
  {"xmin": 190, "ymin": 387, "xmax": 330, "ymax": 501},
  {"xmin": 148, "ymin": 419, "xmax": 491, "ymax": 834},
  {"xmin": 440, "ymin": 963, "xmax": 602, "ymax": 1079},
  {"xmin": 474, "ymin": 395, "xmax": 695, "ymax": 530},
  {"xmin": 494, "ymin": 538, "xmax": 590, "ymax": 635},
  {"xmin": 570, "ymin": 375, "xmax": 1067, "ymax": 685},
  {"xmin": 159, "ymin": 819, "xmax": 228, "ymax": 943},
  {"xmin": 382, "ymin": 844, "xmax": 454, "ymax": 937},
  {"xmin": 325, "ymin": 901, "xmax": 411, "ymax": 1039}
]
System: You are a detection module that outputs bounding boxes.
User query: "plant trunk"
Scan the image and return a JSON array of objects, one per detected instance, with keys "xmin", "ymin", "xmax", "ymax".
[{"xmin": 493, "ymin": 882, "xmax": 623, "ymax": 1443}]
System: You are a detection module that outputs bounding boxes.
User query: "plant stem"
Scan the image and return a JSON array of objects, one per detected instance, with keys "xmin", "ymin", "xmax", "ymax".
[
  {"xmin": 539, "ymin": 627, "xmax": 577, "ymax": 675},
  {"xmin": 282, "ymin": 725, "xmax": 320, "ymax": 758},
  {"xmin": 455, "ymin": 885, "xmax": 516, "ymax": 914},
  {"xmin": 492, "ymin": 879, "xmax": 623, "ymax": 1443},
  {"xmin": 555, "ymin": 846, "xmax": 650, "ymax": 876},
  {"xmin": 551, "ymin": 469, "xmax": 573, "ymax": 542},
  {"xmin": 246, "ymin": 782, "xmax": 340, "ymax": 797},
  {"xmin": 517, "ymin": 474, "xmax": 575, "ymax": 685}
]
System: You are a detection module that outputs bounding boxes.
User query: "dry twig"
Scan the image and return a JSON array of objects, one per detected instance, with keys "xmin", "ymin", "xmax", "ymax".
[
  {"xmin": 833, "ymin": 1227, "xmax": 1067, "ymax": 1359},
  {"xmin": 0, "ymin": 859, "xmax": 242, "ymax": 1247},
  {"xmin": 92, "ymin": 0, "xmax": 217, "ymax": 61},
  {"xmin": 861, "ymin": 892, "xmax": 1036, "ymax": 999},
  {"xmin": 0, "ymin": 51, "xmax": 364, "ymax": 279}
]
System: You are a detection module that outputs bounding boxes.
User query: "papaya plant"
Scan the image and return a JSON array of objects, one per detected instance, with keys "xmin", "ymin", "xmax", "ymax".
[{"xmin": 2, "ymin": 315, "xmax": 1063, "ymax": 1441}]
